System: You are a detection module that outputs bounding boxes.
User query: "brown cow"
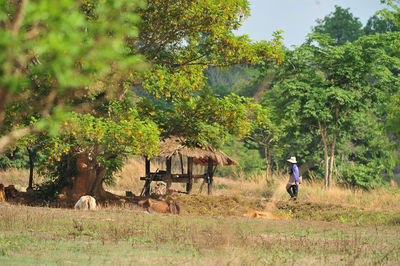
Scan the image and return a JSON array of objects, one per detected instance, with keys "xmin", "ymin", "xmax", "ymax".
[
  {"xmin": 0, "ymin": 184, "xmax": 5, "ymax": 202},
  {"xmin": 138, "ymin": 198, "xmax": 180, "ymax": 215},
  {"xmin": 5, "ymin": 185, "xmax": 17, "ymax": 200}
]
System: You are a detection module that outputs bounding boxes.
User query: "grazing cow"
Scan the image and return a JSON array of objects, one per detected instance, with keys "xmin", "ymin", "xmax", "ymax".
[
  {"xmin": 138, "ymin": 198, "xmax": 180, "ymax": 215},
  {"xmin": 74, "ymin": 195, "xmax": 97, "ymax": 210},
  {"xmin": 5, "ymin": 185, "xmax": 17, "ymax": 200},
  {"xmin": 243, "ymin": 209, "xmax": 290, "ymax": 220},
  {"xmin": 0, "ymin": 184, "xmax": 5, "ymax": 202}
]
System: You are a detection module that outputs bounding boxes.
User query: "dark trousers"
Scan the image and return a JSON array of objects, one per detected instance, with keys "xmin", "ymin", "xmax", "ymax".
[{"xmin": 287, "ymin": 184, "xmax": 298, "ymax": 198}]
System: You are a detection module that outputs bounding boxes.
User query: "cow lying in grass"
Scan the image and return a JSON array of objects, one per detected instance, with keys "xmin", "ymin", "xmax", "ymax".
[
  {"xmin": 74, "ymin": 195, "xmax": 97, "ymax": 210},
  {"xmin": 243, "ymin": 209, "xmax": 290, "ymax": 220},
  {"xmin": 138, "ymin": 198, "xmax": 180, "ymax": 215},
  {"xmin": 0, "ymin": 184, "xmax": 17, "ymax": 202},
  {"xmin": 5, "ymin": 185, "xmax": 17, "ymax": 199}
]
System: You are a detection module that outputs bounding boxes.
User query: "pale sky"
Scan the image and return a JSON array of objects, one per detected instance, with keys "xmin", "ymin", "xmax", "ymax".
[{"xmin": 235, "ymin": 0, "xmax": 385, "ymax": 47}]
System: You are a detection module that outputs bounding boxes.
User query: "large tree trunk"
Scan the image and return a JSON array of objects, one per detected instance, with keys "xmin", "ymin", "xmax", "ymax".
[{"xmin": 61, "ymin": 149, "xmax": 108, "ymax": 200}]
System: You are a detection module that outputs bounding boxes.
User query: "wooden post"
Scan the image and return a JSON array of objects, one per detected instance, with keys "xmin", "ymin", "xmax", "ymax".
[
  {"xmin": 143, "ymin": 156, "xmax": 152, "ymax": 196},
  {"xmin": 26, "ymin": 146, "xmax": 34, "ymax": 191},
  {"xmin": 186, "ymin": 157, "xmax": 193, "ymax": 193},
  {"xmin": 166, "ymin": 157, "xmax": 172, "ymax": 191},
  {"xmin": 144, "ymin": 180, "xmax": 151, "ymax": 196},
  {"xmin": 179, "ymin": 154, "xmax": 184, "ymax": 174},
  {"xmin": 207, "ymin": 157, "xmax": 214, "ymax": 195},
  {"xmin": 145, "ymin": 157, "xmax": 150, "ymax": 176}
]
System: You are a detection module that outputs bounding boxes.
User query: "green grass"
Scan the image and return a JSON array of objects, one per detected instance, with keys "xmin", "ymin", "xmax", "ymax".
[
  {"xmin": 0, "ymin": 204, "xmax": 399, "ymax": 265},
  {"xmin": 1, "ymin": 167, "xmax": 400, "ymax": 264}
]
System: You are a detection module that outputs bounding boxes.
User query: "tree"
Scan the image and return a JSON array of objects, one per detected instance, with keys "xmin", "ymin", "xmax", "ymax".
[
  {"xmin": 380, "ymin": 0, "xmax": 400, "ymax": 28},
  {"xmin": 132, "ymin": 0, "xmax": 282, "ymax": 101},
  {"xmin": 388, "ymin": 93, "xmax": 400, "ymax": 137},
  {"xmin": 248, "ymin": 105, "xmax": 286, "ymax": 180},
  {"xmin": 335, "ymin": 111, "xmax": 397, "ymax": 189},
  {"xmin": 204, "ymin": 65, "xmax": 262, "ymax": 97},
  {"xmin": 138, "ymin": 90, "xmax": 255, "ymax": 149},
  {"xmin": 0, "ymin": 0, "xmax": 146, "ymax": 153},
  {"xmin": 132, "ymin": 0, "xmax": 283, "ymax": 149},
  {"xmin": 21, "ymin": 0, "xmax": 283, "ymax": 199},
  {"xmin": 34, "ymin": 100, "xmax": 159, "ymax": 199},
  {"xmin": 381, "ymin": 1, "xmax": 400, "ymax": 139},
  {"xmin": 364, "ymin": 14, "xmax": 398, "ymax": 35},
  {"xmin": 312, "ymin": 5, "xmax": 363, "ymax": 45},
  {"xmin": 267, "ymin": 33, "xmax": 400, "ymax": 188}
]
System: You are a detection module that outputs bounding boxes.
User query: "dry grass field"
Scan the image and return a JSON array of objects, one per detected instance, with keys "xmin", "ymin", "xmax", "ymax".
[
  {"xmin": 1, "ymin": 158, "xmax": 400, "ymax": 265},
  {"xmin": 1, "ymin": 203, "xmax": 399, "ymax": 265}
]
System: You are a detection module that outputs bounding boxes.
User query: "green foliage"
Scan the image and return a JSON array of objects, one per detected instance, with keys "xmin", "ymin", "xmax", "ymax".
[
  {"xmin": 34, "ymin": 155, "xmax": 75, "ymax": 203},
  {"xmin": 0, "ymin": 148, "xmax": 28, "ymax": 170},
  {"xmin": 380, "ymin": 0, "xmax": 400, "ymax": 28},
  {"xmin": 312, "ymin": 5, "xmax": 363, "ymax": 45},
  {"xmin": 0, "ymin": 0, "xmax": 146, "ymax": 152},
  {"xmin": 364, "ymin": 14, "xmax": 399, "ymax": 35},
  {"xmin": 337, "ymin": 113, "xmax": 398, "ymax": 189},
  {"xmin": 139, "ymin": 90, "xmax": 254, "ymax": 149},
  {"xmin": 387, "ymin": 92, "xmax": 400, "ymax": 137},
  {"xmin": 134, "ymin": 0, "xmax": 283, "ymax": 149},
  {"xmin": 264, "ymin": 32, "xmax": 400, "ymax": 188},
  {"xmin": 0, "ymin": 0, "xmax": 285, "ymax": 195},
  {"xmin": 1, "ymin": 0, "xmax": 144, "ymax": 91},
  {"xmin": 205, "ymin": 65, "xmax": 262, "ymax": 97},
  {"xmin": 217, "ymin": 136, "xmax": 264, "ymax": 178},
  {"xmin": 135, "ymin": 0, "xmax": 283, "ymax": 104},
  {"xmin": 37, "ymin": 100, "xmax": 160, "ymax": 184}
]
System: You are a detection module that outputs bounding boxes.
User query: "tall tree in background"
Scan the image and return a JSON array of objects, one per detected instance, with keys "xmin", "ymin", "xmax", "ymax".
[
  {"xmin": 312, "ymin": 5, "xmax": 363, "ymax": 45},
  {"xmin": 364, "ymin": 14, "xmax": 398, "ymax": 35},
  {"xmin": 380, "ymin": 0, "xmax": 400, "ymax": 27},
  {"xmin": 266, "ymin": 33, "xmax": 400, "ymax": 188},
  {"xmin": 248, "ymin": 106, "xmax": 286, "ymax": 180},
  {"xmin": 382, "ymin": 0, "xmax": 400, "ymax": 138}
]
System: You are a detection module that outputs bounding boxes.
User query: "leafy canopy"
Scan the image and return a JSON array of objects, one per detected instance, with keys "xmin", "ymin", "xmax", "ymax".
[
  {"xmin": 133, "ymin": 0, "xmax": 283, "ymax": 148},
  {"xmin": 0, "ymin": 0, "xmax": 146, "ymax": 152},
  {"xmin": 266, "ymin": 32, "xmax": 400, "ymax": 188},
  {"xmin": 312, "ymin": 5, "xmax": 363, "ymax": 45}
]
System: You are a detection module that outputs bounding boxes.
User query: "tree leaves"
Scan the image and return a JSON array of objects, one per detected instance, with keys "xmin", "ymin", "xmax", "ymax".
[{"xmin": 266, "ymin": 32, "xmax": 400, "ymax": 188}]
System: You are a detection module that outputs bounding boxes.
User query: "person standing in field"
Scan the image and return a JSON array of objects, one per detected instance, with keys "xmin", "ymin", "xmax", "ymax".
[{"xmin": 286, "ymin": 156, "xmax": 300, "ymax": 200}]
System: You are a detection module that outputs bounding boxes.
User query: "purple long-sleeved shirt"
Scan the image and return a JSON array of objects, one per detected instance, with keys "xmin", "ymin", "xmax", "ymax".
[{"xmin": 289, "ymin": 164, "xmax": 300, "ymax": 183}]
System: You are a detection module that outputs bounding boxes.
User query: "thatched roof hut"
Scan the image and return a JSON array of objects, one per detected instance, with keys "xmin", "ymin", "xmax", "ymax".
[
  {"xmin": 140, "ymin": 136, "xmax": 237, "ymax": 196},
  {"xmin": 157, "ymin": 136, "xmax": 238, "ymax": 166}
]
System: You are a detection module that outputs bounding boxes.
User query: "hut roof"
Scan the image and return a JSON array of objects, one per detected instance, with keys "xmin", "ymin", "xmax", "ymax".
[{"xmin": 157, "ymin": 136, "xmax": 238, "ymax": 166}]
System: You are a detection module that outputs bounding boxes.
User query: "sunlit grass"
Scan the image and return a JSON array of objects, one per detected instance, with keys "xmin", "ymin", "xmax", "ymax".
[
  {"xmin": 1, "ymin": 159, "xmax": 400, "ymax": 264},
  {"xmin": 0, "ymin": 204, "xmax": 399, "ymax": 265}
]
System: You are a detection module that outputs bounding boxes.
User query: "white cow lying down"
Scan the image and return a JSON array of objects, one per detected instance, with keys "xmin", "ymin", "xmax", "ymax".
[{"xmin": 74, "ymin": 195, "xmax": 97, "ymax": 210}]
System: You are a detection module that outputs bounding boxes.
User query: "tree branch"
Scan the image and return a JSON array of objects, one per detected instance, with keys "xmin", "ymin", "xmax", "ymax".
[
  {"xmin": 0, "ymin": 126, "xmax": 38, "ymax": 154},
  {"xmin": 11, "ymin": 0, "xmax": 29, "ymax": 37}
]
